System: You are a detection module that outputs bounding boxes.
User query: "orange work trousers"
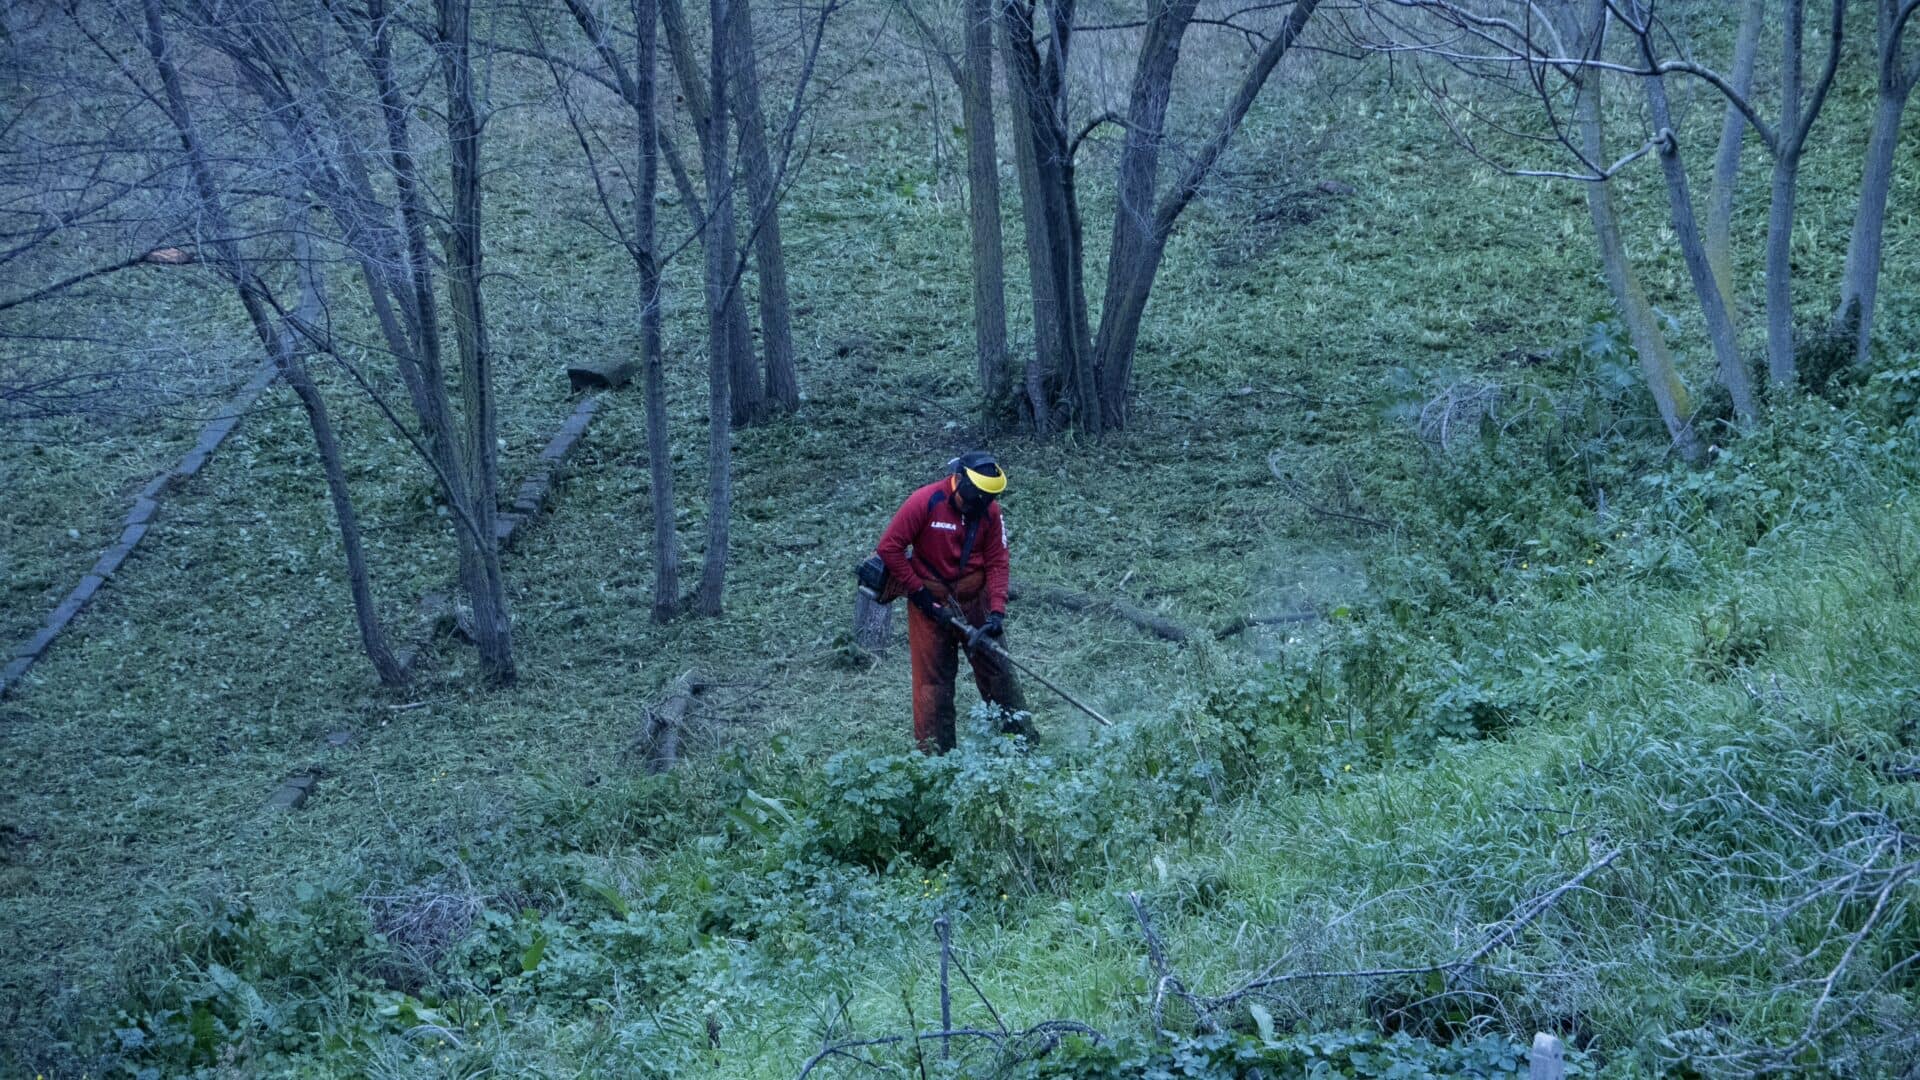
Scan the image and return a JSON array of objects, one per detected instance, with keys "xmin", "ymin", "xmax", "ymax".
[{"xmin": 907, "ymin": 571, "xmax": 1024, "ymax": 753}]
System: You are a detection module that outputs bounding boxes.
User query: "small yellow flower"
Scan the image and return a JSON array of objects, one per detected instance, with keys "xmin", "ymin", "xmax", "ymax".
[
  {"xmin": 1520, "ymin": 562, "xmax": 1529, "ymax": 569},
  {"xmin": 1342, "ymin": 763, "xmax": 1353, "ymax": 772},
  {"xmin": 1586, "ymin": 559, "xmax": 1594, "ymax": 565}
]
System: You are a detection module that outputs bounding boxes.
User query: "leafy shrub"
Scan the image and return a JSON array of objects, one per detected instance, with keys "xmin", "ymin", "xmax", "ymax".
[
  {"xmin": 933, "ymin": 729, "xmax": 1129, "ymax": 894},
  {"xmin": 1865, "ymin": 358, "xmax": 1920, "ymax": 426},
  {"xmin": 112, "ymin": 889, "xmax": 385, "ymax": 1074},
  {"xmin": 1688, "ymin": 596, "xmax": 1774, "ymax": 680},
  {"xmin": 813, "ymin": 749, "xmax": 946, "ymax": 870}
]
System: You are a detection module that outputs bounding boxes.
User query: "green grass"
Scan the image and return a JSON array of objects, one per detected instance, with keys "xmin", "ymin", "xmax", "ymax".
[{"xmin": 4, "ymin": 4, "xmax": 1920, "ymax": 1076}]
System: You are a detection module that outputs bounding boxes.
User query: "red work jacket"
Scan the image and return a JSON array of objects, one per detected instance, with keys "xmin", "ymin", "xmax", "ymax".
[{"xmin": 875, "ymin": 478, "xmax": 1010, "ymax": 613}]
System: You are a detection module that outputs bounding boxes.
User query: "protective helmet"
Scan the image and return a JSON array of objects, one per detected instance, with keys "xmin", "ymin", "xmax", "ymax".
[{"xmin": 948, "ymin": 450, "xmax": 1006, "ymax": 501}]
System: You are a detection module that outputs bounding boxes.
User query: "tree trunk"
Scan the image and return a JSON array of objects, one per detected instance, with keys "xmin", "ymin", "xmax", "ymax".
[
  {"xmin": 999, "ymin": 1, "xmax": 1061, "ymax": 433},
  {"xmin": 726, "ymin": 260, "xmax": 761, "ymax": 426},
  {"xmin": 1000, "ymin": 0, "xmax": 1099, "ymax": 431},
  {"xmin": 1643, "ymin": 70, "xmax": 1757, "ymax": 423},
  {"xmin": 1763, "ymin": 148, "xmax": 1803, "ymax": 387},
  {"xmin": 728, "ymin": 0, "xmax": 798, "ymax": 414},
  {"xmin": 143, "ymin": 0, "xmax": 404, "ymax": 685},
  {"xmin": 438, "ymin": 0, "xmax": 515, "ymax": 683},
  {"xmin": 631, "ymin": 0, "xmax": 679, "ymax": 624},
  {"xmin": 697, "ymin": 0, "xmax": 736, "ymax": 615},
  {"xmin": 282, "ymin": 356, "xmax": 406, "ymax": 683},
  {"xmin": 1091, "ymin": 0, "xmax": 1197, "ymax": 428},
  {"xmin": 660, "ymin": 0, "xmax": 762, "ymax": 428},
  {"xmin": 1706, "ymin": 0, "xmax": 1765, "ymax": 315},
  {"xmin": 1577, "ymin": 70, "xmax": 1700, "ymax": 461},
  {"xmin": 1092, "ymin": 0, "xmax": 1321, "ymax": 427},
  {"xmin": 1838, "ymin": 6, "xmax": 1918, "ymax": 364},
  {"xmin": 963, "ymin": 0, "xmax": 1011, "ymax": 418},
  {"xmin": 1764, "ymin": 0, "xmax": 1808, "ymax": 388},
  {"xmin": 370, "ymin": 0, "xmax": 462, "ymax": 465},
  {"xmin": 285, "ymin": 197, "xmax": 406, "ymax": 683},
  {"xmin": 1766, "ymin": 0, "xmax": 1846, "ymax": 386}
]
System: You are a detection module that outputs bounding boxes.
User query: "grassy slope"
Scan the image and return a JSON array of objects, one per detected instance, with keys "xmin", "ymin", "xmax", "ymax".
[{"xmin": 3, "ymin": 4, "xmax": 1919, "ymax": 1076}]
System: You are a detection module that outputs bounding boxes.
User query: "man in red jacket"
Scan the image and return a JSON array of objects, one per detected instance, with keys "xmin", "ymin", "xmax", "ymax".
[{"xmin": 874, "ymin": 451, "xmax": 1028, "ymax": 753}]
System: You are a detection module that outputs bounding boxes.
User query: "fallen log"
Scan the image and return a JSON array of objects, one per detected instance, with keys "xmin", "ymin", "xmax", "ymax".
[
  {"xmin": 0, "ymin": 356, "xmax": 279, "ymax": 699},
  {"xmin": 643, "ymin": 670, "xmax": 706, "ymax": 774},
  {"xmin": 1213, "ymin": 609, "xmax": 1319, "ymax": 640},
  {"xmin": 1009, "ymin": 579, "xmax": 1193, "ymax": 643}
]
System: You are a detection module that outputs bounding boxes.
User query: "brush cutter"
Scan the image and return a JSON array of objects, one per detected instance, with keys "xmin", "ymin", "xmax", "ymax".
[
  {"xmin": 857, "ymin": 554, "xmax": 1113, "ymax": 728},
  {"xmin": 936, "ymin": 607, "xmax": 1114, "ymax": 729}
]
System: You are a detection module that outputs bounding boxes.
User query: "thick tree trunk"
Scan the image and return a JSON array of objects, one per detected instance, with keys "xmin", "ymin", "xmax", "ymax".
[
  {"xmin": 1644, "ymin": 71, "xmax": 1757, "ymax": 423},
  {"xmin": 999, "ymin": 0, "xmax": 1062, "ymax": 433},
  {"xmin": 1092, "ymin": 0, "xmax": 1321, "ymax": 427},
  {"xmin": 697, "ymin": 0, "xmax": 736, "ymax": 615},
  {"xmin": 1838, "ymin": 38, "xmax": 1917, "ymax": 364},
  {"xmin": 1706, "ymin": 0, "xmax": 1765, "ymax": 315},
  {"xmin": 1000, "ymin": 0, "xmax": 1099, "ymax": 431},
  {"xmin": 439, "ymin": 0, "xmax": 515, "ymax": 683},
  {"xmin": 725, "ymin": 264, "xmax": 761, "ymax": 426},
  {"xmin": 144, "ymin": 0, "xmax": 404, "ymax": 685},
  {"xmin": 963, "ymin": 0, "xmax": 1011, "ymax": 417},
  {"xmin": 1578, "ymin": 74, "xmax": 1700, "ymax": 460},
  {"xmin": 728, "ymin": 0, "xmax": 798, "ymax": 413},
  {"xmin": 1091, "ymin": 0, "xmax": 1197, "ymax": 428}
]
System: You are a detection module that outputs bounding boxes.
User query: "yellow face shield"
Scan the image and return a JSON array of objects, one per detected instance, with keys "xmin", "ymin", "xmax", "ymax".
[{"xmin": 962, "ymin": 466, "xmax": 1007, "ymax": 495}]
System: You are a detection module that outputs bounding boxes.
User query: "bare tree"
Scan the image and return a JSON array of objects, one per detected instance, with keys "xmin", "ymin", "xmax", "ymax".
[
  {"xmin": 436, "ymin": 0, "xmax": 516, "ymax": 675},
  {"xmin": 1836, "ymin": 0, "xmax": 1920, "ymax": 364},
  {"xmin": 169, "ymin": 0, "xmax": 521, "ymax": 681},
  {"xmin": 661, "ymin": 0, "xmax": 764, "ymax": 427},
  {"xmin": 963, "ymin": 0, "xmax": 1012, "ymax": 418},
  {"xmin": 135, "ymin": 0, "xmax": 404, "ymax": 683},
  {"xmin": 1572, "ymin": 18, "xmax": 1700, "ymax": 459},
  {"xmin": 552, "ymin": 0, "xmax": 833, "ymax": 615},
  {"xmin": 997, "ymin": 0, "xmax": 1326, "ymax": 433},
  {"xmin": 1635, "ymin": 28, "xmax": 1757, "ymax": 421},
  {"xmin": 695, "ymin": 0, "xmax": 738, "ymax": 614},
  {"xmin": 1349, "ymin": 1, "xmax": 1718, "ymax": 444},
  {"xmin": 999, "ymin": 0, "xmax": 1096, "ymax": 432},
  {"xmin": 1355, "ymin": 0, "xmax": 1770, "ymax": 422},
  {"xmin": 545, "ymin": 0, "xmax": 683, "ymax": 621},
  {"xmin": 635, "ymin": 0, "xmax": 679, "ymax": 623}
]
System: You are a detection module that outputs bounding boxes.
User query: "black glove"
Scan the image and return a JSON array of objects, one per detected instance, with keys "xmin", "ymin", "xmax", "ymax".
[
  {"xmin": 965, "ymin": 612, "xmax": 1005, "ymax": 652},
  {"xmin": 909, "ymin": 587, "xmax": 945, "ymax": 622}
]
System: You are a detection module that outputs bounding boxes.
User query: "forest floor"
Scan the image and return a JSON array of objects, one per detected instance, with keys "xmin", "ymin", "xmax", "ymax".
[{"xmin": 4, "ymin": 4, "xmax": 1920, "ymax": 1077}]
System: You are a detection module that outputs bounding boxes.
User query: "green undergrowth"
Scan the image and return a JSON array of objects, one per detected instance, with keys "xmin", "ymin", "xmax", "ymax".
[{"xmin": 73, "ymin": 376, "xmax": 1920, "ymax": 1077}]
